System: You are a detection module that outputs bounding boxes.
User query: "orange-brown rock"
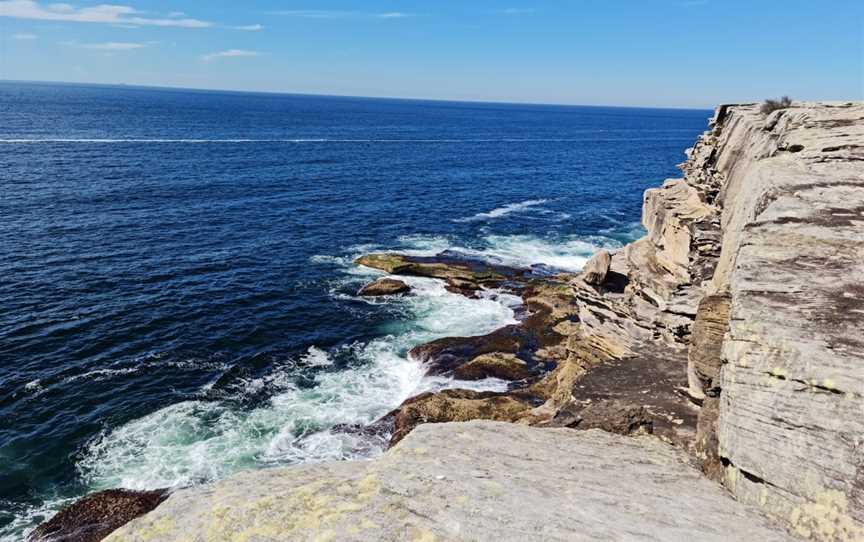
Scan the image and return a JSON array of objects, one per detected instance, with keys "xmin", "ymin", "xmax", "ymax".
[
  {"xmin": 385, "ymin": 389, "xmax": 531, "ymax": 446},
  {"xmin": 357, "ymin": 277, "xmax": 411, "ymax": 296}
]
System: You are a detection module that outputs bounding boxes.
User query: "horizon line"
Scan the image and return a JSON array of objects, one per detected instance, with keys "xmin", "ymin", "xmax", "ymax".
[{"xmin": 0, "ymin": 78, "xmax": 721, "ymax": 111}]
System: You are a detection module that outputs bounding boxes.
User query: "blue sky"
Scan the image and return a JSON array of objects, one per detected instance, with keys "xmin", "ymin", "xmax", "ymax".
[{"xmin": 0, "ymin": 0, "xmax": 861, "ymax": 107}]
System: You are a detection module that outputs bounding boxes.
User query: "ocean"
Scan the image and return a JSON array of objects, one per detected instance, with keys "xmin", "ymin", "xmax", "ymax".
[{"xmin": 0, "ymin": 81, "xmax": 710, "ymax": 539}]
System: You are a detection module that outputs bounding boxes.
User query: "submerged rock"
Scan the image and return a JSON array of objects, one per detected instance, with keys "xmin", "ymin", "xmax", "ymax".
[
  {"xmin": 357, "ymin": 278, "xmax": 410, "ymax": 296},
  {"xmin": 105, "ymin": 421, "xmax": 796, "ymax": 542},
  {"xmin": 29, "ymin": 489, "xmax": 168, "ymax": 542}
]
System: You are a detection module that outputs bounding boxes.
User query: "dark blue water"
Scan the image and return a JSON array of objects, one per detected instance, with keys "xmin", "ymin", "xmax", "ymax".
[{"xmin": 0, "ymin": 81, "xmax": 710, "ymax": 538}]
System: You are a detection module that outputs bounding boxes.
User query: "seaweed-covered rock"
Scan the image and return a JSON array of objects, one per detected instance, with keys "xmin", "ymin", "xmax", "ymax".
[
  {"xmin": 29, "ymin": 489, "xmax": 168, "ymax": 542},
  {"xmin": 384, "ymin": 389, "xmax": 531, "ymax": 446},
  {"xmin": 354, "ymin": 253, "xmax": 511, "ymax": 292},
  {"xmin": 452, "ymin": 352, "xmax": 532, "ymax": 381},
  {"xmin": 409, "ymin": 325, "xmax": 530, "ymax": 375}
]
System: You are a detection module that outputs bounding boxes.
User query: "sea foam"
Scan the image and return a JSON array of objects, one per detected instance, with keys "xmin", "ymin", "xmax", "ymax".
[
  {"xmin": 77, "ymin": 271, "xmax": 518, "ymax": 491},
  {"xmin": 76, "ymin": 231, "xmax": 623, "ymax": 501}
]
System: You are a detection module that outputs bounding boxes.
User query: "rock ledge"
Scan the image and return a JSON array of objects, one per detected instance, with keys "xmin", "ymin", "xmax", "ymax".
[{"xmin": 106, "ymin": 421, "xmax": 795, "ymax": 542}]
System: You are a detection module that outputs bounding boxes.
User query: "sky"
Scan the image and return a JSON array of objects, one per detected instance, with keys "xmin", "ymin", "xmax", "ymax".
[{"xmin": 0, "ymin": 0, "xmax": 862, "ymax": 108}]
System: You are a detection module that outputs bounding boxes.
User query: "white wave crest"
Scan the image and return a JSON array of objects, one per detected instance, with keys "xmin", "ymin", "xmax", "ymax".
[
  {"xmin": 396, "ymin": 232, "xmax": 620, "ymax": 272},
  {"xmin": 0, "ymin": 497, "xmax": 78, "ymax": 542},
  {"xmin": 466, "ymin": 234, "xmax": 613, "ymax": 271}
]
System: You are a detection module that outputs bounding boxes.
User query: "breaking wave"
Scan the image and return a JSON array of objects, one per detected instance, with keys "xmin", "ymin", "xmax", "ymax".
[
  {"xmin": 395, "ymin": 232, "xmax": 626, "ymax": 272},
  {"xmin": 76, "ymin": 272, "xmax": 518, "ymax": 491}
]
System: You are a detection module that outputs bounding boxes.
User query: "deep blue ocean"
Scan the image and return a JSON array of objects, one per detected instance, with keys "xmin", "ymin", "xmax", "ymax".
[{"xmin": 0, "ymin": 81, "xmax": 710, "ymax": 538}]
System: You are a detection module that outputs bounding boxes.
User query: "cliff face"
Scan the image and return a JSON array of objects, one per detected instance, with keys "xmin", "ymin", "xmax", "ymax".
[
  {"xmin": 693, "ymin": 103, "xmax": 864, "ymax": 540},
  {"xmin": 33, "ymin": 102, "xmax": 864, "ymax": 542},
  {"xmin": 621, "ymin": 101, "xmax": 864, "ymax": 540},
  {"xmin": 605, "ymin": 101, "xmax": 864, "ymax": 539}
]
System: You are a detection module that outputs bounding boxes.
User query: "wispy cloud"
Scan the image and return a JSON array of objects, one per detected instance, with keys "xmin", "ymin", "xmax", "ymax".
[
  {"xmin": 61, "ymin": 40, "xmax": 151, "ymax": 50},
  {"xmin": 498, "ymin": 8, "xmax": 535, "ymax": 15},
  {"xmin": 270, "ymin": 10, "xmax": 352, "ymax": 19},
  {"xmin": 271, "ymin": 9, "xmax": 415, "ymax": 19},
  {"xmin": 12, "ymin": 31, "xmax": 37, "ymax": 39},
  {"xmin": 81, "ymin": 41, "xmax": 147, "ymax": 50},
  {"xmin": 234, "ymin": 23, "xmax": 263, "ymax": 31},
  {"xmin": 202, "ymin": 49, "xmax": 260, "ymax": 61},
  {"xmin": 0, "ymin": 0, "xmax": 212, "ymax": 28}
]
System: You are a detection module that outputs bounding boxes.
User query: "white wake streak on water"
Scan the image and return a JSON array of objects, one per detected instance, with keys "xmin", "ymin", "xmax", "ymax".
[
  {"xmin": 453, "ymin": 199, "xmax": 549, "ymax": 223},
  {"xmin": 0, "ymin": 137, "xmax": 691, "ymax": 144}
]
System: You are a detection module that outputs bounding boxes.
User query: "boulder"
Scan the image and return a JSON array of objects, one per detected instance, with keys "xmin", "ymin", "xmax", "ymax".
[
  {"xmin": 357, "ymin": 278, "xmax": 410, "ymax": 297},
  {"xmin": 105, "ymin": 421, "xmax": 796, "ymax": 542},
  {"xmin": 580, "ymin": 249, "xmax": 612, "ymax": 285},
  {"xmin": 29, "ymin": 489, "xmax": 168, "ymax": 542}
]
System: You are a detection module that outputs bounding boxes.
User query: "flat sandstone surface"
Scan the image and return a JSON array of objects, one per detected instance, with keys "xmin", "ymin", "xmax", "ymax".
[{"xmin": 107, "ymin": 421, "xmax": 795, "ymax": 542}]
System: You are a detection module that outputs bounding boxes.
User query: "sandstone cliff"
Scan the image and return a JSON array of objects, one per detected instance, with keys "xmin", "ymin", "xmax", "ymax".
[
  {"xmin": 572, "ymin": 101, "xmax": 864, "ymax": 539},
  {"xmin": 33, "ymin": 102, "xmax": 864, "ymax": 541},
  {"xmin": 693, "ymin": 102, "xmax": 864, "ymax": 540}
]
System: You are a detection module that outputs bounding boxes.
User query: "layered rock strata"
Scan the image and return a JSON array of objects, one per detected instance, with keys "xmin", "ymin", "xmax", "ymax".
[{"xmin": 698, "ymin": 103, "xmax": 864, "ymax": 541}]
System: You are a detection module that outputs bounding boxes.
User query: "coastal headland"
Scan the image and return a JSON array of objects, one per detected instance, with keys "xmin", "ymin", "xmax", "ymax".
[{"xmin": 33, "ymin": 102, "xmax": 864, "ymax": 541}]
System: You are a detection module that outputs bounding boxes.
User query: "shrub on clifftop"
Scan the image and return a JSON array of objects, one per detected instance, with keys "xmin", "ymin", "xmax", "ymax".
[{"xmin": 760, "ymin": 96, "xmax": 792, "ymax": 115}]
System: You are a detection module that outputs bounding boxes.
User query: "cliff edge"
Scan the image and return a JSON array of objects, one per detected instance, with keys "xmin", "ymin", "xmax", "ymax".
[{"xmin": 104, "ymin": 421, "xmax": 795, "ymax": 542}]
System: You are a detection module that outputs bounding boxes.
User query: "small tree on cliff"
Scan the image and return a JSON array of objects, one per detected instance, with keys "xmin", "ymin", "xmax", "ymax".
[{"xmin": 760, "ymin": 96, "xmax": 792, "ymax": 115}]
